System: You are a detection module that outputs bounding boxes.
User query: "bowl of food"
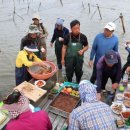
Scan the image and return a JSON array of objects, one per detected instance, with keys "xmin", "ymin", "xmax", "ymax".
[
  {"xmin": 34, "ymin": 80, "xmax": 46, "ymax": 88},
  {"xmin": 124, "ymin": 92, "xmax": 130, "ymax": 100},
  {"xmin": 121, "ymin": 111, "xmax": 130, "ymax": 120},
  {"xmin": 116, "ymin": 93, "xmax": 124, "ymax": 100},
  {"xmin": 123, "ymin": 100, "xmax": 130, "ymax": 108},
  {"xmin": 28, "ymin": 61, "xmax": 57, "ymax": 80},
  {"xmin": 111, "ymin": 102, "xmax": 126, "ymax": 115}
]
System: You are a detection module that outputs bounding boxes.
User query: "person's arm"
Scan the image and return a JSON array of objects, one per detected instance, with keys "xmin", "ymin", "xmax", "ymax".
[
  {"xmin": 115, "ymin": 54, "xmax": 122, "ymax": 83},
  {"xmin": 50, "ymin": 29, "xmax": 56, "ymax": 43},
  {"xmin": 61, "ymin": 45, "xmax": 67, "ymax": 66},
  {"xmin": 90, "ymin": 36, "xmax": 97, "ymax": 61},
  {"xmin": 113, "ymin": 37, "xmax": 118, "ymax": 52},
  {"xmin": 96, "ymin": 57, "xmax": 104, "ymax": 93},
  {"xmin": 78, "ymin": 45, "xmax": 88, "ymax": 56},
  {"xmin": 68, "ymin": 111, "xmax": 80, "ymax": 130}
]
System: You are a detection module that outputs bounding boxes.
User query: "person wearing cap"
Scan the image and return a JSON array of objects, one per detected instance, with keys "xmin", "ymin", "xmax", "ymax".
[
  {"xmin": 1, "ymin": 90, "xmax": 52, "ymax": 130},
  {"xmin": 15, "ymin": 45, "xmax": 42, "ymax": 85},
  {"xmin": 62, "ymin": 20, "xmax": 88, "ymax": 83},
  {"xmin": 20, "ymin": 25, "xmax": 42, "ymax": 59},
  {"xmin": 32, "ymin": 14, "xmax": 48, "ymax": 60},
  {"xmin": 69, "ymin": 80, "xmax": 116, "ymax": 130},
  {"xmin": 50, "ymin": 18, "xmax": 69, "ymax": 69},
  {"xmin": 96, "ymin": 50, "xmax": 122, "ymax": 99},
  {"xmin": 89, "ymin": 22, "xmax": 118, "ymax": 84}
]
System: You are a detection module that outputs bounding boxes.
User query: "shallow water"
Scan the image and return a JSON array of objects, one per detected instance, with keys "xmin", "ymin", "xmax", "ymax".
[{"xmin": 0, "ymin": 0, "xmax": 130, "ymax": 95}]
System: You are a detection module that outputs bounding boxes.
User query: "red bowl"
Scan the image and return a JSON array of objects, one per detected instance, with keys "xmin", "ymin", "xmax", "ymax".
[{"xmin": 28, "ymin": 61, "xmax": 57, "ymax": 80}]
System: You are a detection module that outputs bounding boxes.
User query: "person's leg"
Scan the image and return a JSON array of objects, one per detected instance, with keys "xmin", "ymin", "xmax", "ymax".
[
  {"xmin": 75, "ymin": 57, "xmax": 83, "ymax": 83},
  {"xmin": 90, "ymin": 64, "xmax": 97, "ymax": 84},
  {"xmin": 65, "ymin": 57, "xmax": 74, "ymax": 82},
  {"xmin": 55, "ymin": 41, "xmax": 62, "ymax": 69}
]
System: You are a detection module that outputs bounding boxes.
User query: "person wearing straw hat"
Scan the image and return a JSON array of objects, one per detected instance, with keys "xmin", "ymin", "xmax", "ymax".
[
  {"xmin": 32, "ymin": 14, "xmax": 48, "ymax": 60},
  {"xmin": 68, "ymin": 80, "xmax": 116, "ymax": 130},
  {"xmin": 15, "ymin": 45, "xmax": 42, "ymax": 85},
  {"xmin": 20, "ymin": 25, "xmax": 42, "ymax": 59},
  {"xmin": 1, "ymin": 90, "xmax": 52, "ymax": 130},
  {"xmin": 50, "ymin": 18, "xmax": 69, "ymax": 69},
  {"xmin": 89, "ymin": 22, "xmax": 118, "ymax": 84}
]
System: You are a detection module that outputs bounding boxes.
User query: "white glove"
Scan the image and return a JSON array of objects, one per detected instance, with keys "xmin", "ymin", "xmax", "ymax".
[
  {"xmin": 41, "ymin": 48, "xmax": 45, "ymax": 52},
  {"xmin": 59, "ymin": 37, "xmax": 64, "ymax": 42}
]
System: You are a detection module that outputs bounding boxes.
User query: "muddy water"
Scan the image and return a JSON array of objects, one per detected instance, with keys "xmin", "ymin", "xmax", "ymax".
[{"xmin": 0, "ymin": 0, "xmax": 130, "ymax": 95}]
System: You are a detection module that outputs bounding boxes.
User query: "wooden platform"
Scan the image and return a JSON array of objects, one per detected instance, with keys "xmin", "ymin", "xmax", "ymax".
[{"xmin": 30, "ymin": 72, "xmax": 68, "ymax": 130}]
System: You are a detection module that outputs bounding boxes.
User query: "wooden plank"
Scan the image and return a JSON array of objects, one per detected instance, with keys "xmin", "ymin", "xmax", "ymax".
[
  {"xmin": 48, "ymin": 112, "xmax": 57, "ymax": 123},
  {"xmin": 56, "ymin": 117, "xmax": 66, "ymax": 130},
  {"xmin": 52, "ymin": 115, "xmax": 61, "ymax": 130}
]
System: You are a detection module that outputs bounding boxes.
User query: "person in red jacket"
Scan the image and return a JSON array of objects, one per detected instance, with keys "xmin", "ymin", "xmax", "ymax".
[{"xmin": 1, "ymin": 90, "xmax": 52, "ymax": 130}]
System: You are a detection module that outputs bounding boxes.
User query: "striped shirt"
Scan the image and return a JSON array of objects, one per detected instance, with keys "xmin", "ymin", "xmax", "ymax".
[{"xmin": 69, "ymin": 101, "xmax": 117, "ymax": 130}]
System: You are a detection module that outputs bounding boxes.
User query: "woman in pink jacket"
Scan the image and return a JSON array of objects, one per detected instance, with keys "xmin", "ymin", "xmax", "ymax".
[{"xmin": 2, "ymin": 90, "xmax": 52, "ymax": 130}]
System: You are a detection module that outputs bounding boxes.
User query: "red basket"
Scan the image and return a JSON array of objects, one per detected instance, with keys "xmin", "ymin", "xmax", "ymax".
[{"xmin": 28, "ymin": 61, "xmax": 57, "ymax": 80}]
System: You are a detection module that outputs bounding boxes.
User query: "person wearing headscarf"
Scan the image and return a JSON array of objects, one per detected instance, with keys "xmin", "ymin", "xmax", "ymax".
[
  {"xmin": 32, "ymin": 14, "xmax": 48, "ymax": 60},
  {"xmin": 15, "ymin": 44, "xmax": 42, "ymax": 85},
  {"xmin": 1, "ymin": 90, "xmax": 52, "ymax": 130},
  {"xmin": 20, "ymin": 25, "xmax": 42, "ymax": 59},
  {"xmin": 62, "ymin": 20, "xmax": 88, "ymax": 83},
  {"xmin": 68, "ymin": 80, "xmax": 116, "ymax": 130},
  {"xmin": 50, "ymin": 18, "xmax": 69, "ymax": 69}
]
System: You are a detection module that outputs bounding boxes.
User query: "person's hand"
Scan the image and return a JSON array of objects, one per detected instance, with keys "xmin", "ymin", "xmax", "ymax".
[
  {"xmin": 89, "ymin": 60, "xmax": 93, "ymax": 67},
  {"xmin": 59, "ymin": 37, "xmax": 64, "ymax": 42},
  {"xmin": 126, "ymin": 67, "xmax": 130, "ymax": 73},
  {"xmin": 112, "ymin": 83, "xmax": 119, "ymax": 90},
  {"xmin": 41, "ymin": 48, "xmax": 45, "ymax": 53},
  {"xmin": 97, "ymin": 93, "xmax": 101, "ymax": 101},
  {"xmin": 50, "ymin": 42, "xmax": 53, "ymax": 47},
  {"xmin": 78, "ymin": 50, "xmax": 84, "ymax": 56},
  {"xmin": 61, "ymin": 59, "xmax": 65, "ymax": 66}
]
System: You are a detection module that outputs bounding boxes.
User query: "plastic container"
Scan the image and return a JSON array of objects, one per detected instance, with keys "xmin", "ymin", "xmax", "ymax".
[
  {"xmin": 123, "ymin": 73, "xmax": 128, "ymax": 86},
  {"xmin": 28, "ymin": 61, "xmax": 57, "ymax": 80}
]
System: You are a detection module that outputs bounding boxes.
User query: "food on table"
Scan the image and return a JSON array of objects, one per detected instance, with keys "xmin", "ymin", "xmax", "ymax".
[
  {"xmin": 112, "ymin": 104, "xmax": 123, "ymax": 114},
  {"xmin": 51, "ymin": 92, "xmax": 79, "ymax": 113},
  {"xmin": 122, "ymin": 111, "xmax": 130, "ymax": 119},
  {"xmin": 61, "ymin": 86, "xmax": 79, "ymax": 97},
  {"xmin": 119, "ymin": 85, "xmax": 125, "ymax": 92},
  {"xmin": 35, "ymin": 80, "xmax": 46, "ymax": 87},
  {"xmin": 22, "ymin": 84, "xmax": 34, "ymax": 92},
  {"xmin": 0, "ymin": 111, "xmax": 7, "ymax": 125},
  {"xmin": 116, "ymin": 119, "xmax": 125, "ymax": 128},
  {"xmin": 124, "ymin": 93, "xmax": 130, "ymax": 99},
  {"xmin": 36, "ymin": 64, "xmax": 52, "ymax": 74},
  {"xmin": 116, "ymin": 93, "xmax": 124, "ymax": 100},
  {"xmin": 123, "ymin": 100, "xmax": 130, "ymax": 108}
]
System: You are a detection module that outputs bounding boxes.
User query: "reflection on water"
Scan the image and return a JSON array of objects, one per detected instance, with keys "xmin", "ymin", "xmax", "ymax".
[{"xmin": 0, "ymin": 0, "xmax": 130, "ymax": 94}]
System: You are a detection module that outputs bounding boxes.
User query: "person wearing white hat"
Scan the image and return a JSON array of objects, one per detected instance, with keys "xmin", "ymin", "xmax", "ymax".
[
  {"xmin": 89, "ymin": 22, "xmax": 118, "ymax": 85},
  {"xmin": 20, "ymin": 25, "xmax": 42, "ymax": 59},
  {"xmin": 32, "ymin": 14, "xmax": 48, "ymax": 60},
  {"xmin": 50, "ymin": 18, "xmax": 69, "ymax": 69},
  {"xmin": 15, "ymin": 44, "xmax": 42, "ymax": 85}
]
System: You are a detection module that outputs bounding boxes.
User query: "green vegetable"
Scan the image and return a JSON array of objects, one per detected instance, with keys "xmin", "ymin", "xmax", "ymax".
[{"xmin": 125, "ymin": 116, "xmax": 130, "ymax": 126}]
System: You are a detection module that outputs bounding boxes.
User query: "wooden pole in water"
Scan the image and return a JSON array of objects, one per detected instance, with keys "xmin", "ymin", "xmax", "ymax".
[
  {"xmin": 97, "ymin": 4, "xmax": 102, "ymax": 20},
  {"xmin": 88, "ymin": 3, "xmax": 90, "ymax": 13},
  {"xmin": 119, "ymin": 13, "xmax": 125, "ymax": 33}
]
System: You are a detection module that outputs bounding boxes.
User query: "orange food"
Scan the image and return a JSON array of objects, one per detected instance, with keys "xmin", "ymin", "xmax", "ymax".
[
  {"xmin": 36, "ymin": 81, "xmax": 44, "ymax": 87},
  {"xmin": 122, "ymin": 111, "xmax": 130, "ymax": 119},
  {"xmin": 66, "ymin": 88, "xmax": 72, "ymax": 93},
  {"xmin": 124, "ymin": 93, "xmax": 130, "ymax": 98}
]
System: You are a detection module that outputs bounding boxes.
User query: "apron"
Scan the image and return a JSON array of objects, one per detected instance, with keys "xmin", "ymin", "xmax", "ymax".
[
  {"xmin": 66, "ymin": 34, "xmax": 83, "ymax": 61},
  {"xmin": 15, "ymin": 55, "xmax": 34, "ymax": 86}
]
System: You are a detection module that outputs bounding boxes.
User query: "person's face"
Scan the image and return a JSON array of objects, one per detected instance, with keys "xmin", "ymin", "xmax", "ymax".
[
  {"xmin": 57, "ymin": 25, "xmax": 62, "ymax": 30},
  {"xmin": 104, "ymin": 28, "xmax": 114, "ymax": 37},
  {"xmin": 71, "ymin": 24, "xmax": 80, "ymax": 36},
  {"xmin": 33, "ymin": 19, "xmax": 39, "ymax": 25},
  {"xmin": 30, "ymin": 33, "xmax": 37, "ymax": 39}
]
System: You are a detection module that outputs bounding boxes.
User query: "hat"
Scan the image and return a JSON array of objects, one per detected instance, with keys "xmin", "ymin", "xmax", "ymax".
[
  {"xmin": 56, "ymin": 18, "xmax": 64, "ymax": 25},
  {"xmin": 104, "ymin": 50, "xmax": 118, "ymax": 65},
  {"xmin": 24, "ymin": 45, "xmax": 39, "ymax": 52},
  {"xmin": 28, "ymin": 25, "xmax": 40, "ymax": 34},
  {"xmin": 32, "ymin": 14, "xmax": 41, "ymax": 21},
  {"xmin": 79, "ymin": 80, "xmax": 98, "ymax": 103},
  {"xmin": 104, "ymin": 22, "xmax": 116, "ymax": 31}
]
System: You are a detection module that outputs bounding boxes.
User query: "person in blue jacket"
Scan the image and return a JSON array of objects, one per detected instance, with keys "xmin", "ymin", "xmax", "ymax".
[
  {"xmin": 89, "ymin": 22, "xmax": 118, "ymax": 84},
  {"xmin": 50, "ymin": 18, "xmax": 69, "ymax": 69}
]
